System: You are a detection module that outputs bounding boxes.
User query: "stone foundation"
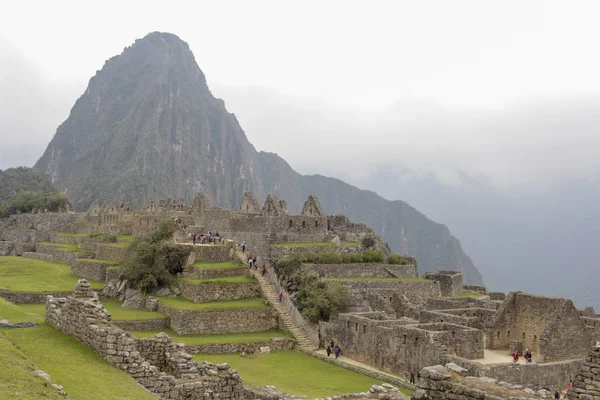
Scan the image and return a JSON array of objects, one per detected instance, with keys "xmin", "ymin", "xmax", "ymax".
[
  {"xmin": 113, "ymin": 318, "xmax": 170, "ymax": 332},
  {"xmin": 565, "ymin": 346, "xmax": 600, "ymax": 400},
  {"xmin": 311, "ymin": 263, "xmax": 418, "ymax": 279},
  {"xmin": 95, "ymin": 244, "xmax": 127, "ymax": 261},
  {"xmin": 0, "ymin": 291, "xmax": 73, "ymax": 304},
  {"xmin": 183, "ymin": 266, "xmax": 248, "ymax": 279},
  {"xmin": 179, "ymin": 281, "xmax": 261, "ymax": 303},
  {"xmin": 159, "ymin": 304, "xmax": 279, "ymax": 335},
  {"xmin": 71, "ymin": 259, "xmax": 118, "ymax": 281},
  {"xmin": 185, "ymin": 339, "xmax": 295, "ymax": 354},
  {"xmin": 191, "ymin": 245, "xmax": 232, "ymax": 262}
]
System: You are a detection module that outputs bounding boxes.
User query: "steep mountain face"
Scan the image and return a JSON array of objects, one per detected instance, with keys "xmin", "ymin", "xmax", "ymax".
[{"xmin": 35, "ymin": 32, "xmax": 482, "ymax": 284}]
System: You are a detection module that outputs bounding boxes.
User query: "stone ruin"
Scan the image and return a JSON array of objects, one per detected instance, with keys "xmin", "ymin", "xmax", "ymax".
[
  {"xmin": 240, "ymin": 192, "xmax": 260, "ymax": 214},
  {"xmin": 565, "ymin": 345, "xmax": 600, "ymax": 400},
  {"xmin": 301, "ymin": 194, "xmax": 325, "ymax": 218},
  {"xmin": 46, "ymin": 280, "xmax": 250, "ymax": 399},
  {"xmin": 260, "ymin": 194, "xmax": 288, "ymax": 217}
]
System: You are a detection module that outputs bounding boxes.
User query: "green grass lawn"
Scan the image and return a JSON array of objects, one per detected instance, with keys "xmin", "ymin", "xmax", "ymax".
[
  {"xmin": 180, "ymin": 275, "xmax": 254, "ymax": 285},
  {"xmin": 274, "ymin": 242, "xmax": 361, "ymax": 247},
  {"xmin": 0, "ymin": 299, "xmax": 157, "ymax": 400},
  {"xmin": 81, "ymin": 258, "xmax": 119, "ymax": 264},
  {"xmin": 156, "ymin": 296, "xmax": 268, "ymax": 311},
  {"xmin": 130, "ymin": 328, "xmax": 290, "ymax": 345},
  {"xmin": 102, "ymin": 299, "xmax": 168, "ymax": 321},
  {"xmin": 0, "ymin": 256, "xmax": 104, "ymax": 292},
  {"xmin": 327, "ymin": 277, "xmax": 429, "ymax": 282},
  {"xmin": 0, "ymin": 332, "xmax": 64, "ymax": 400},
  {"xmin": 458, "ymin": 291, "xmax": 484, "ymax": 298},
  {"xmin": 38, "ymin": 241, "xmax": 96, "ymax": 254},
  {"xmin": 193, "ymin": 351, "xmax": 382, "ymax": 397},
  {"xmin": 191, "ymin": 261, "xmax": 245, "ymax": 270}
]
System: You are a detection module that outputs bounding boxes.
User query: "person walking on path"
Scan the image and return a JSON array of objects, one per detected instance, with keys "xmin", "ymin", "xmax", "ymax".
[
  {"xmin": 261, "ymin": 264, "xmax": 267, "ymax": 277},
  {"xmin": 241, "ymin": 241, "xmax": 246, "ymax": 253},
  {"xmin": 330, "ymin": 339, "xmax": 334, "ymax": 349},
  {"xmin": 192, "ymin": 233, "xmax": 196, "ymax": 245},
  {"xmin": 334, "ymin": 345, "xmax": 341, "ymax": 359},
  {"xmin": 253, "ymin": 256, "xmax": 258, "ymax": 270},
  {"xmin": 410, "ymin": 372, "xmax": 415, "ymax": 384},
  {"xmin": 513, "ymin": 350, "xmax": 519, "ymax": 363},
  {"xmin": 279, "ymin": 292, "xmax": 284, "ymax": 302},
  {"xmin": 248, "ymin": 257, "xmax": 253, "ymax": 269},
  {"xmin": 326, "ymin": 345, "xmax": 331, "ymax": 357}
]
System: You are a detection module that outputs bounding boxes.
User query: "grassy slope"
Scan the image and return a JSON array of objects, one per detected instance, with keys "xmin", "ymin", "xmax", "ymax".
[
  {"xmin": 102, "ymin": 299, "xmax": 168, "ymax": 321},
  {"xmin": 0, "ymin": 332, "xmax": 64, "ymax": 400},
  {"xmin": 0, "ymin": 256, "xmax": 104, "ymax": 292},
  {"xmin": 0, "ymin": 299, "xmax": 157, "ymax": 400},
  {"xmin": 130, "ymin": 328, "xmax": 290, "ymax": 345},
  {"xmin": 156, "ymin": 296, "xmax": 268, "ymax": 311},
  {"xmin": 194, "ymin": 351, "xmax": 382, "ymax": 397},
  {"xmin": 191, "ymin": 261, "xmax": 245, "ymax": 270}
]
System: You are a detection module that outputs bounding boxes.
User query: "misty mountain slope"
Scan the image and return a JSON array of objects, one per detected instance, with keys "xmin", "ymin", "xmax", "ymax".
[{"xmin": 34, "ymin": 31, "xmax": 482, "ymax": 283}]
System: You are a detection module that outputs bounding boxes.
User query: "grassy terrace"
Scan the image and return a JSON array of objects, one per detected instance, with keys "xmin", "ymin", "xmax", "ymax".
[
  {"xmin": 190, "ymin": 261, "xmax": 245, "ymax": 270},
  {"xmin": 326, "ymin": 277, "xmax": 429, "ymax": 282},
  {"xmin": 179, "ymin": 275, "xmax": 254, "ymax": 285},
  {"xmin": 194, "ymin": 351, "xmax": 384, "ymax": 397},
  {"xmin": 0, "ymin": 299, "xmax": 157, "ymax": 400},
  {"xmin": 156, "ymin": 296, "xmax": 268, "ymax": 311},
  {"xmin": 54, "ymin": 232, "xmax": 133, "ymax": 241},
  {"xmin": 0, "ymin": 256, "xmax": 104, "ymax": 292},
  {"xmin": 274, "ymin": 241, "xmax": 360, "ymax": 247},
  {"xmin": 102, "ymin": 299, "xmax": 168, "ymax": 321},
  {"xmin": 81, "ymin": 258, "xmax": 119, "ymax": 264},
  {"xmin": 130, "ymin": 328, "xmax": 290, "ymax": 345},
  {"xmin": 38, "ymin": 241, "xmax": 95, "ymax": 254}
]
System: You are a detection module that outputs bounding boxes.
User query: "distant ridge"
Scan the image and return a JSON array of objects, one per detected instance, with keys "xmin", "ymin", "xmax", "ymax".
[{"xmin": 34, "ymin": 32, "xmax": 483, "ymax": 284}]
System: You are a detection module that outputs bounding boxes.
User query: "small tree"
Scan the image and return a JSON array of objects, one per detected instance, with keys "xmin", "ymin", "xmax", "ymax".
[
  {"xmin": 156, "ymin": 242, "xmax": 192, "ymax": 275},
  {"xmin": 361, "ymin": 236, "xmax": 376, "ymax": 249}
]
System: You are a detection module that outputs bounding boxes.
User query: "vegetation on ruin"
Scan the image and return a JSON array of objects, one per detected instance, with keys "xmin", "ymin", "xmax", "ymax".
[
  {"xmin": 0, "ymin": 300, "xmax": 159, "ymax": 400},
  {"xmin": 194, "ymin": 350, "xmax": 384, "ymax": 397},
  {"xmin": 361, "ymin": 236, "xmax": 376, "ymax": 248},
  {"xmin": 155, "ymin": 296, "xmax": 268, "ymax": 311},
  {"xmin": 120, "ymin": 220, "xmax": 192, "ymax": 293},
  {"xmin": 191, "ymin": 260, "xmax": 246, "ymax": 269},
  {"xmin": 283, "ymin": 250, "xmax": 409, "ymax": 265},
  {"xmin": 179, "ymin": 275, "xmax": 255, "ymax": 285},
  {"xmin": 275, "ymin": 255, "xmax": 350, "ymax": 323},
  {"xmin": 38, "ymin": 241, "xmax": 96, "ymax": 254},
  {"xmin": 102, "ymin": 299, "xmax": 168, "ymax": 321},
  {"xmin": 458, "ymin": 291, "xmax": 484, "ymax": 298},
  {"xmin": 130, "ymin": 328, "xmax": 291, "ymax": 345},
  {"xmin": 274, "ymin": 241, "xmax": 360, "ymax": 247},
  {"xmin": 0, "ymin": 332, "xmax": 64, "ymax": 400},
  {"xmin": 0, "ymin": 257, "xmax": 104, "ymax": 292}
]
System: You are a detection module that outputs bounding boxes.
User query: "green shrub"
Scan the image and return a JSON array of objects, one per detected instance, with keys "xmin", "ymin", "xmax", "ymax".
[
  {"xmin": 274, "ymin": 255, "xmax": 303, "ymax": 280},
  {"xmin": 312, "ymin": 251, "xmax": 341, "ymax": 264},
  {"xmin": 120, "ymin": 221, "xmax": 178, "ymax": 293},
  {"xmin": 296, "ymin": 276, "xmax": 350, "ymax": 324},
  {"xmin": 0, "ymin": 190, "xmax": 71, "ymax": 218},
  {"xmin": 156, "ymin": 243, "xmax": 192, "ymax": 275},
  {"xmin": 361, "ymin": 236, "xmax": 376, "ymax": 249},
  {"xmin": 341, "ymin": 253, "xmax": 362, "ymax": 263},
  {"xmin": 361, "ymin": 250, "xmax": 384, "ymax": 263},
  {"xmin": 388, "ymin": 253, "xmax": 409, "ymax": 265}
]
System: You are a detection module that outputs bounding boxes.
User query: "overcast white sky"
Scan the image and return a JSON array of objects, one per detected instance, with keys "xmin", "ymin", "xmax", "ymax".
[{"xmin": 1, "ymin": 0, "xmax": 600, "ymax": 190}]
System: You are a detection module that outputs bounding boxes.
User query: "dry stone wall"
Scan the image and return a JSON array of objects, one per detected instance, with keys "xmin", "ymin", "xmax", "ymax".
[
  {"xmin": 0, "ymin": 291, "xmax": 73, "ymax": 304},
  {"xmin": 183, "ymin": 266, "xmax": 247, "ymax": 279},
  {"xmin": 158, "ymin": 304, "xmax": 279, "ymax": 335},
  {"xmin": 113, "ymin": 318, "xmax": 170, "ymax": 331},
  {"xmin": 45, "ymin": 280, "xmax": 248, "ymax": 399},
  {"xmin": 71, "ymin": 259, "xmax": 117, "ymax": 281},
  {"xmin": 565, "ymin": 346, "xmax": 600, "ymax": 400},
  {"xmin": 311, "ymin": 264, "xmax": 418, "ymax": 279},
  {"xmin": 95, "ymin": 244, "xmax": 127, "ymax": 262},
  {"xmin": 179, "ymin": 281, "xmax": 260, "ymax": 302}
]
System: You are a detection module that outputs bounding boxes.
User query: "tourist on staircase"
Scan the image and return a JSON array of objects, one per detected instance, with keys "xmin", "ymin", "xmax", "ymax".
[
  {"xmin": 241, "ymin": 240, "xmax": 246, "ymax": 252},
  {"xmin": 261, "ymin": 264, "xmax": 267, "ymax": 277},
  {"xmin": 279, "ymin": 292, "xmax": 284, "ymax": 303}
]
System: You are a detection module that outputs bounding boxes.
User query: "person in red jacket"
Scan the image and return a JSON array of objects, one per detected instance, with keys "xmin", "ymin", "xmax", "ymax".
[{"xmin": 279, "ymin": 292, "xmax": 284, "ymax": 302}]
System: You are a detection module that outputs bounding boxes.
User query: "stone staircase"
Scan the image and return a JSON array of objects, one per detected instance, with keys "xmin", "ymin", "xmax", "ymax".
[{"xmin": 234, "ymin": 250, "xmax": 317, "ymax": 350}]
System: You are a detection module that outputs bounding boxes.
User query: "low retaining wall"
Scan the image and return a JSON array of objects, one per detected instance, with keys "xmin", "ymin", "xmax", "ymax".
[
  {"xmin": 22, "ymin": 251, "xmax": 55, "ymax": 262},
  {"xmin": 113, "ymin": 318, "xmax": 170, "ymax": 331},
  {"xmin": 105, "ymin": 268, "xmax": 122, "ymax": 282},
  {"xmin": 0, "ymin": 242, "xmax": 13, "ymax": 255},
  {"xmin": 311, "ymin": 264, "xmax": 418, "ymax": 279},
  {"xmin": 446, "ymin": 355, "xmax": 583, "ymax": 388},
  {"xmin": 0, "ymin": 291, "xmax": 72, "ymax": 304},
  {"xmin": 192, "ymin": 245, "xmax": 232, "ymax": 262},
  {"xmin": 95, "ymin": 244, "xmax": 127, "ymax": 261},
  {"xmin": 35, "ymin": 243, "xmax": 95, "ymax": 264},
  {"xmin": 45, "ymin": 280, "xmax": 248, "ymax": 399},
  {"xmin": 183, "ymin": 266, "xmax": 248, "ymax": 279},
  {"xmin": 159, "ymin": 303, "xmax": 279, "ymax": 335},
  {"xmin": 179, "ymin": 281, "xmax": 261, "ymax": 303},
  {"xmin": 71, "ymin": 259, "xmax": 118, "ymax": 281},
  {"xmin": 186, "ymin": 339, "xmax": 295, "ymax": 354},
  {"xmin": 0, "ymin": 228, "xmax": 51, "ymax": 243}
]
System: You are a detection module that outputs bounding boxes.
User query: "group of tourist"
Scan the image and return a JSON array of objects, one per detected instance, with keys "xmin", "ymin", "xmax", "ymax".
[
  {"xmin": 512, "ymin": 348, "xmax": 533, "ymax": 363},
  {"xmin": 192, "ymin": 230, "xmax": 220, "ymax": 245},
  {"xmin": 404, "ymin": 371, "xmax": 420, "ymax": 384},
  {"xmin": 326, "ymin": 340, "xmax": 341, "ymax": 359}
]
